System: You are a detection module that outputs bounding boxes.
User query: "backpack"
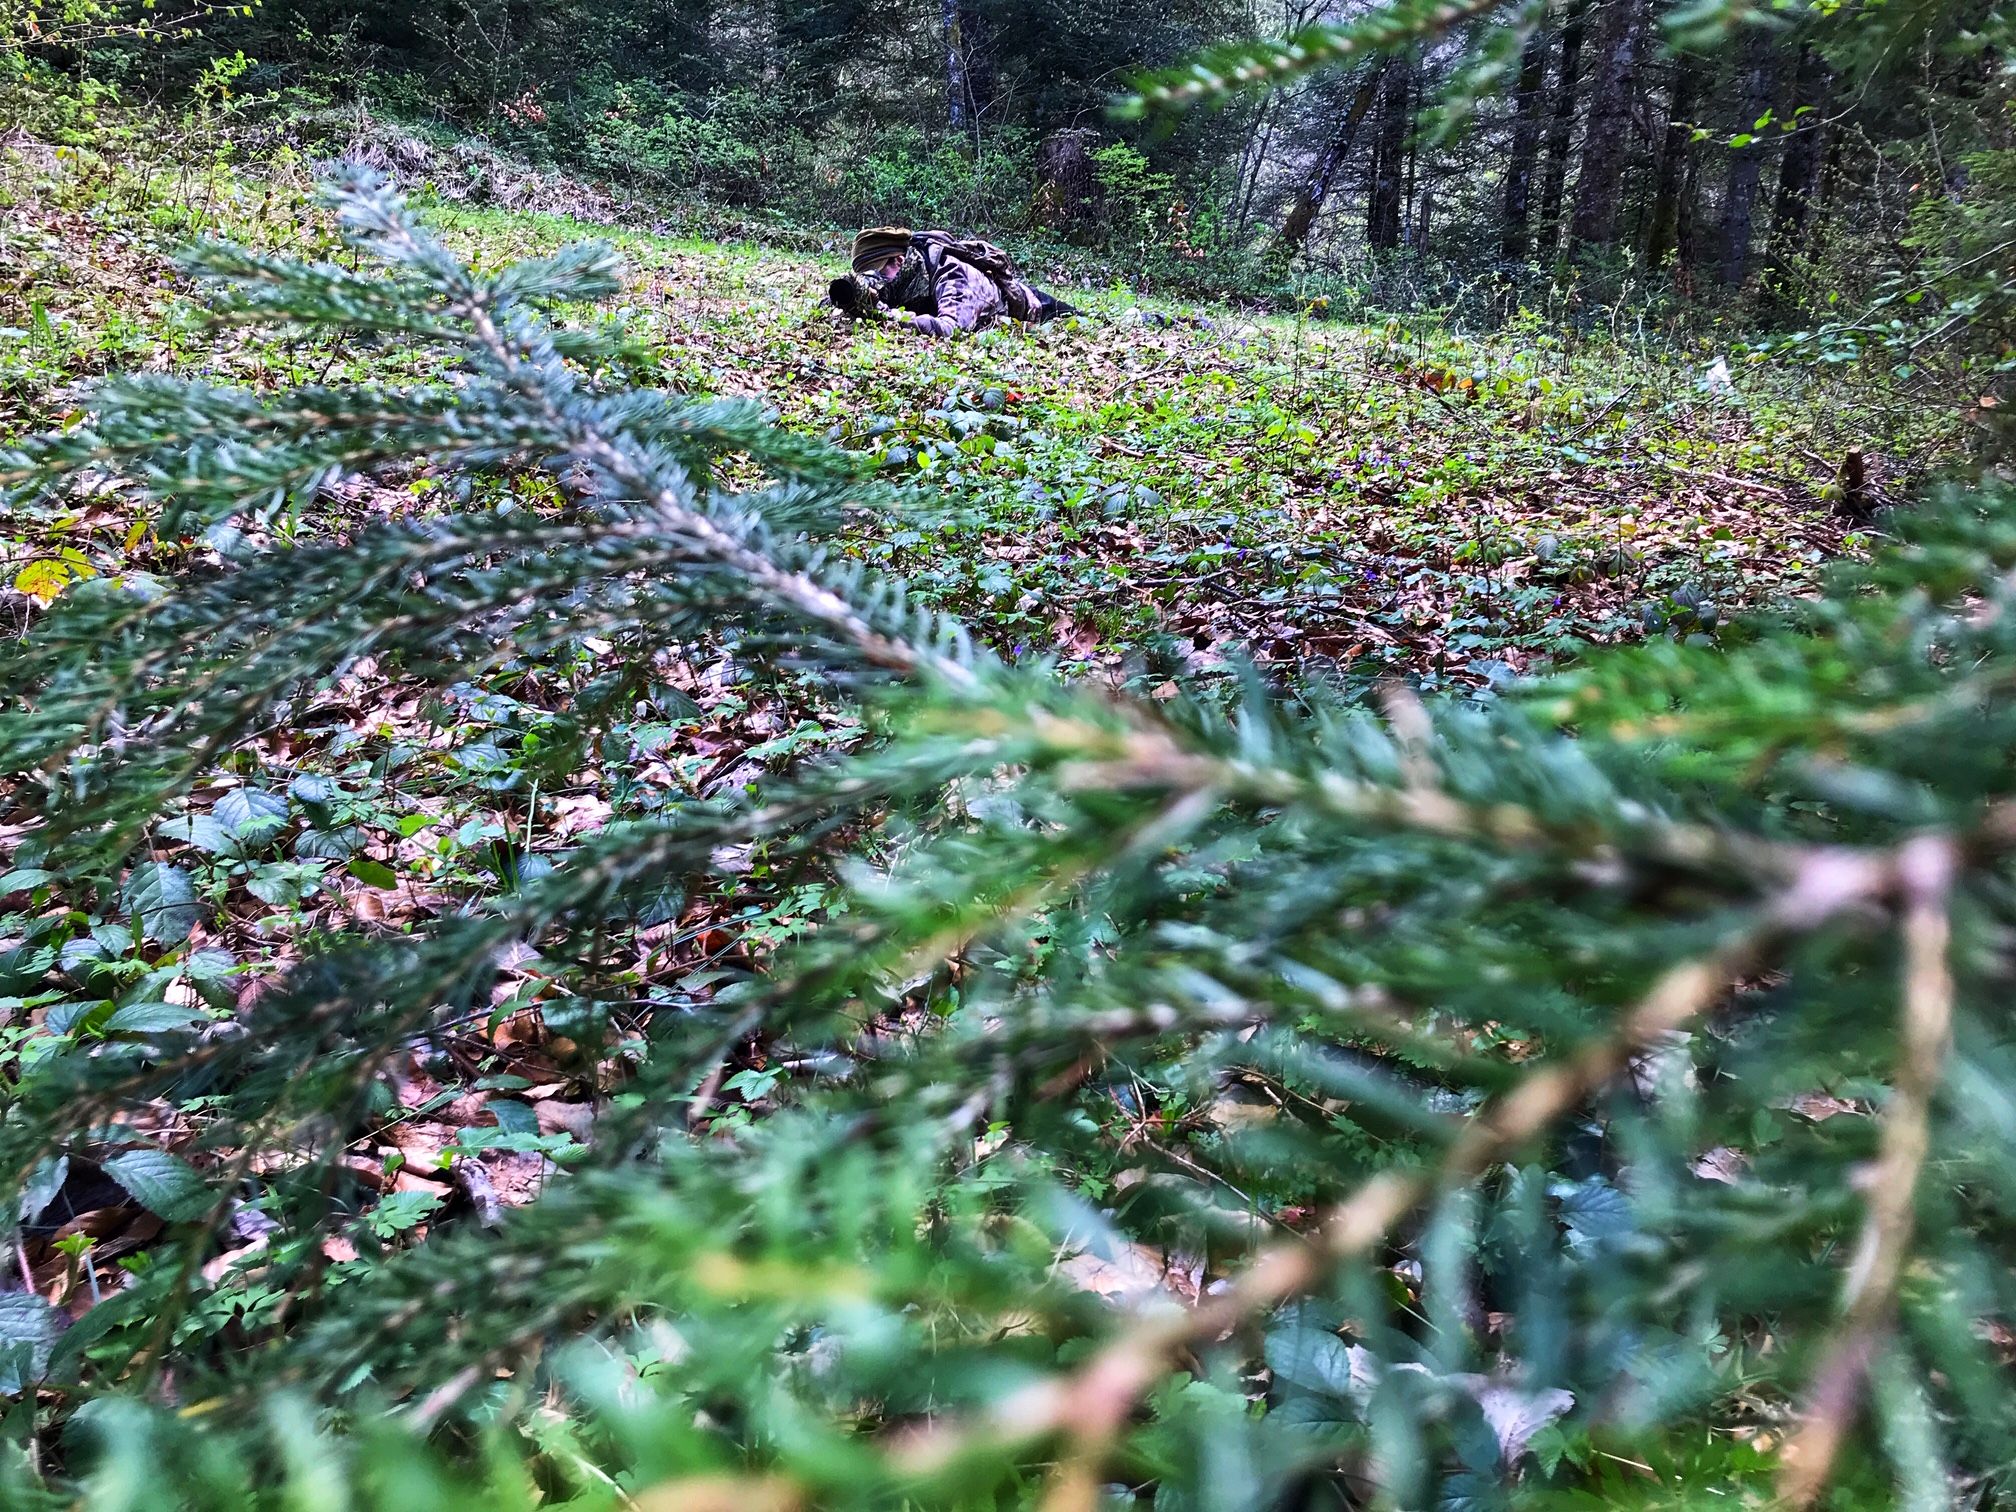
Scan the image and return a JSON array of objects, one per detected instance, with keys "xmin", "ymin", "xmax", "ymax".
[{"xmin": 911, "ymin": 230, "xmax": 1019, "ymax": 291}]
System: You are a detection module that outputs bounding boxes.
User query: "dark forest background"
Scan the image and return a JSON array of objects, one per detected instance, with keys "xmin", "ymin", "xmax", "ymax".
[{"xmin": 24, "ymin": 0, "xmax": 2005, "ymax": 334}]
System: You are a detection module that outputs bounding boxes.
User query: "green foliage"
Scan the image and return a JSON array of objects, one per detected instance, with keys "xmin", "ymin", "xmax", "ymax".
[
  {"xmin": 2, "ymin": 170, "xmax": 2016, "ymax": 1509},
  {"xmin": 1089, "ymin": 140, "xmax": 1181, "ymax": 256}
]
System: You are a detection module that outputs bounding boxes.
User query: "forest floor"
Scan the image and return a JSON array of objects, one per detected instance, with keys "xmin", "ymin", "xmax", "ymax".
[{"xmin": 0, "ymin": 123, "xmax": 1967, "ymax": 1296}]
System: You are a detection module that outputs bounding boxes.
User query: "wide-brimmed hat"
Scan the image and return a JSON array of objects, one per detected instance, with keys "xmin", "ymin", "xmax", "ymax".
[{"xmin": 851, "ymin": 226, "xmax": 913, "ymax": 273}]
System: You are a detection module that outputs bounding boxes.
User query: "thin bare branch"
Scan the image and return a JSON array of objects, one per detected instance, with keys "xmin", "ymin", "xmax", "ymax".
[{"xmin": 1780, "ymin": 835, "xmax": 1958, "ymax": 1508}]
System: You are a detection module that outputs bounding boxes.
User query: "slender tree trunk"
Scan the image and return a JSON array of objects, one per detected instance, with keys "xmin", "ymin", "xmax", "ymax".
[
  {"xmin": 1644, "ymin": 51, "xmax": 1703, "ymax": 270},
  {"xmin": 1717, "ymin": 29, "xmax": 1777, "ymax": 287},
  {"xmin": 1762, "ymin": 44, "xmax": 1830, "ymax": 302},
  {"xmin": 1675, "ymin": 150, "xmax": 1701, "ymax": 290},
  {"xmin": 1568, "ymin": 0, "xmax": 1646, "ymax": 251},
  {"xmin": 1366, "ymin": 55, "xmax": 1413, "ymax": 251},
  {"xmin": 1500, "ymin": 24, "xmax": 1552, "ymax": 261},
  {"xmin": 1402, "ymin": 66, "xmax": 1422, "ymax": 241},
  {"xmin": 943, "ymin": 0, "xmax": 969, "ymax": 129},
  {"xmin": 1235, "ymin": 89, "xmax": 1281, "ymax": 243},
  {"xmin": 1800, "ymin": 126, "xmax": 1846, "ymax": 267},
  {"xmin": 1278, "ymin": 65, "xmax": 1389, "ymax": 251},
  {"xmin": 943, "ymin": 0, "xmax": 993, "ymax": 130},
  {"xmin": 1537, "ymin": 2, "xmax": 1586, "ymax": 255}
]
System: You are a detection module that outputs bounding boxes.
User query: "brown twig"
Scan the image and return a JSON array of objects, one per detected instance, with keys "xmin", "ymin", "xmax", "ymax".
[
  {"xmin": 1036, "ymin": 716, "xmax": 1811, "ymax": 883},
  {"xmin": 1779, "ymin": 835, "xmax": 1957, "ymax": 1508}
]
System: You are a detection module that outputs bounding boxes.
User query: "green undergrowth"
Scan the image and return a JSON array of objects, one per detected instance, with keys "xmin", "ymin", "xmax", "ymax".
[
  {"xmin": 0, "ymin": 112, "xmax": 1971, "ymax": 1002},
  {"xmin": 3, "ymin": 117, "xmax": 1964, "ymax": 696}
]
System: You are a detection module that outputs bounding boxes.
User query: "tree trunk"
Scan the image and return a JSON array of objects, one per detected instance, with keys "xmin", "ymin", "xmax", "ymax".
[
  {"xmin": 1762, "ymin": 44, "xmax": 1830, "ymax": 302},
  {"xmin": 1536, "ymin": 1, "xmax": 1586, "ymax": 255},
  {"xmin": 1277, "ymin": 65, "xmax": 1388, "ymax": 252},
  {"xmin": 1499, "ymin": 24, "xmax": 1551, "ymax": 262},
  {"xmin": 943, "ymin": 0, "xmax": 993, "ymax": 131},
  {"xmin": 1674, "ymin": 150, "xmax": 1702, "ymax": 290},
  {"xmin": 1367, "ymin": 56, "xmax": 1413, "ymax": 251},
  {"xmin": 1799, "ymin": 125, "xmax": 1846, "ymax": 268},
  {"xmin": 1402, "ymin": 66, "xmax": 1421, "ymax": 240},
  {"xmin": 1035, "ymin": 128, "xmax": 1100, "ymax": 235},
  {"xmin": 1643, "ymin": 51, "xmax": 1703, "ymax": 271},
  {"xmin": 1567, "ymin": 0, "xmax": 1646, "ymax": 251},
  {"xmin": 1234, "ymin": 90, "xmax": 1281, "ymax": 243},
  {"xmin": 1717, "ymin": 29, "xmax": 1777, "ymax": 287}
]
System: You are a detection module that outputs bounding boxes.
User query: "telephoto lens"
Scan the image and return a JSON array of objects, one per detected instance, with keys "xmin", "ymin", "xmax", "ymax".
[{"xmin": 829, "ymin": 273, "xmax": 886, "ymax": 318}]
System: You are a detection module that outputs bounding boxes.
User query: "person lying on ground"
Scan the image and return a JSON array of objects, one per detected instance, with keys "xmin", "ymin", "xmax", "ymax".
[{"xmin": 829, "ymin": 226, "xmax": 1076, "ymax": 337}]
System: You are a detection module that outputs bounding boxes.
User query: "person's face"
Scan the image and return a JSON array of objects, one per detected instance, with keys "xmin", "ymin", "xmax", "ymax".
[{"xmin": 873, "ymin": 254, "xmax": 903, "ymax": 280}]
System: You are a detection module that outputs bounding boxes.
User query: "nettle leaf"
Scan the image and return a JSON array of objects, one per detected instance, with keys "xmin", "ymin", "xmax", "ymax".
[
  {"xmin": 45, "ymin": 1001, "xmax": 111, "ymax": 1037},
  {"xmin": 0, "ymin": 943, "xmax": 57, "ymax": 995},
  {"xmin": 1270, "ymin": 1393, "xmax": 1357, "ymax": 1434},
  {"xmin": 288, "ymin": 774, "xmax": 339, "ymax": 804},
  {"xmin": 1264, "ymin": 1325, "xmax": 1358, "ymax": 1398},
  {"xmin": 347, "ymin": 857, "xmax": 398, "ymax": 889},
  {"xmin": 447, "ymin": 1127, "xmax": 577, "ymax": 1159},
  {"xmin": 0, "ymin": 1293, "xmax": 66, "ymax": 1396},
  {"xmin": 121, "ymin": 862, "xmax": 201, "ymax": 944},
  {"xmin": 101, "ymin": 1001, "xmax": 207, "ymax": 1036},
  {"xmin": 296, "ymin": 827, "xmax": 364, "ymax": 861},
  {"xmin": 1436, "ymin": 1469, "xmax": 1511, "ymax": 1512},
  {"xmin": 89, "ymin": 923, "xmax": 134, "ymax": 957},
  {"xmin": 183, "ymin": 947, "xmax": 238, "ymax": 981},
  {"xmin": 19, "ymin": 1155, "xmax": 69, "ymax": 1225},
  {"xmin": 1553, "ymin": 1176, "xmax": 1636, "ymax": 1252},
  {"xmin": 247, "ymin": 862, "xmax": 323, "ymax": 909},
  {"xmin": 490, "ymin": 1100, "xmax": 539, "ymax": 1135},
  {"xmin": 58, "ymin": 938, "xmax": 109, "ymax": 981},
  {"xmin": 103, "ymin": 1148, "xmax": 211, "ymax": 1223},
  {"xmin": 159, "ymin": 813, "xmax": 233, "ymax": 854},
  {"xmin": 216, "ymin": 787, "xmax": 289, "ymax": 844}
]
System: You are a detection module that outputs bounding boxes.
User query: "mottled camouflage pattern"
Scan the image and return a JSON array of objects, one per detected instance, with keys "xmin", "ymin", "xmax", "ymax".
[{"xmin": 840, "ymin": 231, "xmax": 1058, "ymax": 338}]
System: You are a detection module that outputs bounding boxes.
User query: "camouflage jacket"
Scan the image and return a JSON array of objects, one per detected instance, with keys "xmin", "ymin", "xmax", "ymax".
[{"xmin": 879, "ymin": 231, "xmax": 1046, "ymax": 337}]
